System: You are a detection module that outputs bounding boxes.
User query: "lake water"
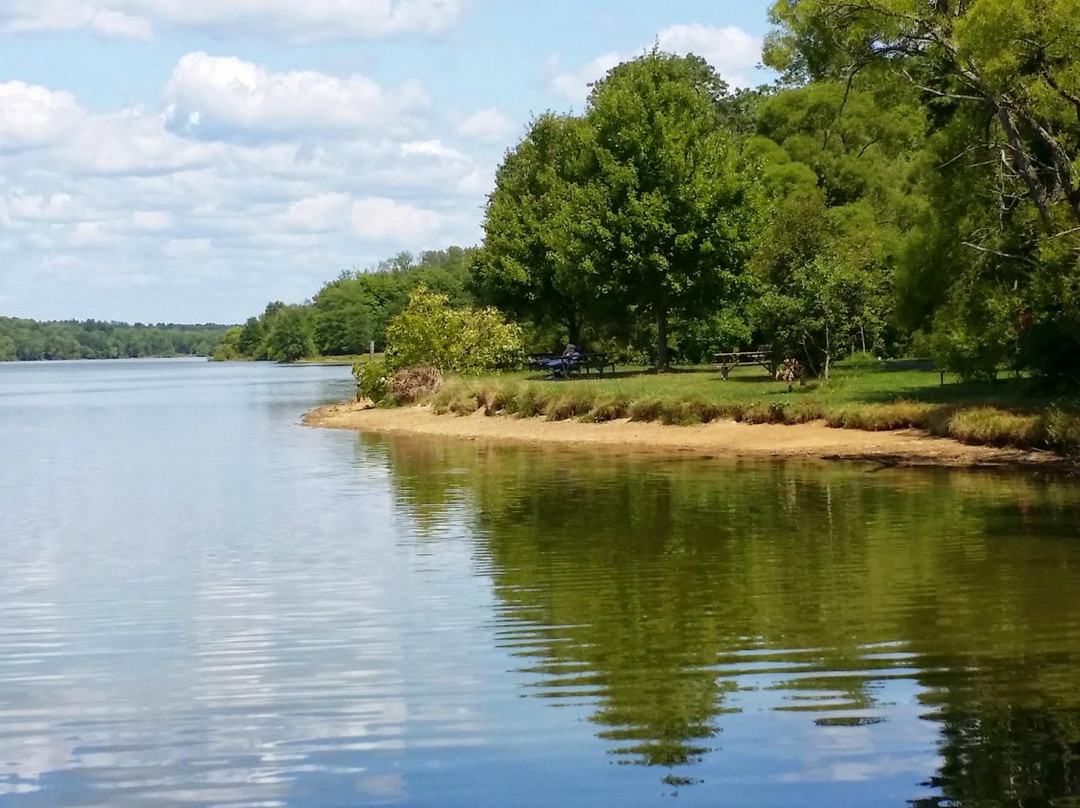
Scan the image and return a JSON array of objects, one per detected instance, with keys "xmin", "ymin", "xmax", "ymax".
[{"xmin": 2, "ymin": 359, "xmax": 1080, "ymax": 807}]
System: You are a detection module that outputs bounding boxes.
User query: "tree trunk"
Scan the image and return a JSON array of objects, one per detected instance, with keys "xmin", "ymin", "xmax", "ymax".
[
  {"xmin": 567, "ymin": 312, "xmax": 581, "ymax": 346},
  {"xmin": 823, "ymin": 322, "xmax": 831, "ymax": 381},
  {"xmin": 656, "ymin": 307, "xmax": 669, "ymax": 371}
]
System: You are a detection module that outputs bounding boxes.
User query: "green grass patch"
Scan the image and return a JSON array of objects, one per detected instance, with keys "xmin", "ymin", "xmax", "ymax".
[{"xmin": 396, "ymin": 360, "xmax": 1080, "ymax": 456}]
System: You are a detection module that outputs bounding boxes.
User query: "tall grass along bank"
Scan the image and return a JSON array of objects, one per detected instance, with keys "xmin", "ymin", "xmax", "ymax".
[{"xmin": 369, "ymin": 362, "xmax": 1080, "ymax": 460}]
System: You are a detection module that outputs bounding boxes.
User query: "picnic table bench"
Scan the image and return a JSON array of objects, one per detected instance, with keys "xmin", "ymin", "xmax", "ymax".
[
  {"xmin": 713, "ymin": 351, "xmax": 774, "ymax": 380},
  {"xmin": 526, "ymin": 351, "xmax": 616, "ymax": 378}
]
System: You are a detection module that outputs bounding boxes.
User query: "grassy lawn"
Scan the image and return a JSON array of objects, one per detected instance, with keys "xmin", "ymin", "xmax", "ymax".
[
  {"xmin": 465, "ymin": 360, "xmax": 1066, "ymax": 409},
  {"xmin": 408, "ymin": 358, "xmax": 1080, "ymax": 455}
]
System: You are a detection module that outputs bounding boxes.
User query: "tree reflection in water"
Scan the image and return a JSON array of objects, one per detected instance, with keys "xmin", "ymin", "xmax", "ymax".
[{"xmin": 367, "ymin": 433, "xmax": 1080, "ymax": 803}]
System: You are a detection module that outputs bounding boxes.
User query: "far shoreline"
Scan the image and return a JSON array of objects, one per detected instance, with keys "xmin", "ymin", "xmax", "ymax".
[{"xmin": 303, "ymin": 401, "xmax": 1068, "ymax": 470}]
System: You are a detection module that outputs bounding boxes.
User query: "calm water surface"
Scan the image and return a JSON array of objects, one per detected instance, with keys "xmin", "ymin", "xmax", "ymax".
[{"xmin": 2, "ymin": 359, "xmax": 1080, "ymax": 807}]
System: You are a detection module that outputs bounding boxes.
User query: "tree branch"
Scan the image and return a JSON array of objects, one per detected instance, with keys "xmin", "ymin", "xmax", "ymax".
[{"xmin": 961, "ymin": 241, "xmax": 1038, "ymax": 266}]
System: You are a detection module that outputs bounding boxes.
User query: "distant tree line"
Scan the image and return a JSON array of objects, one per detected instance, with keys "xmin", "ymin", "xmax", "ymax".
[
  {"xmin": 213, "ymin": 248, "xmax": 473, "ymax": 362},
  {"xmin": 0, "ymin": 317, "xmax": 229, "ymax": 361},
  {"xmin": 221, "ymin": 0, "xmax": 1080, "ymax": 385}
]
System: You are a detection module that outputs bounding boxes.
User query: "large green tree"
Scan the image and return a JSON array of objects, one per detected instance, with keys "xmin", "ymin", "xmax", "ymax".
[
  {"xmin": 585, "ymin": 51, "xmax": 755, "ymax": 369},
  {"xmin": 470, "ymin": 114, "xmax": 603, "ymax": 345},
  {"xmin": 264, "ymin": 305, "xmax": 316, "ymax": 362}
]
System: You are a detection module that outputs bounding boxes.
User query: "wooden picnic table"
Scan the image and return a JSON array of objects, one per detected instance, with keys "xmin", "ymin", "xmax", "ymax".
[
  {"xmin": 574, "ymin": 353, "xmax": 616, "ymax": 377},
  {"xmin": 713, "ymin": 350, "xmax": 774, "ymax": 380}
]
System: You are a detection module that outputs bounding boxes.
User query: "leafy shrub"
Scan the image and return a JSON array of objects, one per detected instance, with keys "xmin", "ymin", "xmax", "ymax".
[
  {"xmin": 353, "ymin": 359, "xmax": 390, "ymax": 402},
  {"xmin": 930, "ymin": 289, "xmax": 1018, "ymax": 382},
  {"xmin": 212, "ymin": 330, "xmax": 241, "ymax": 361},
  {"xmin": 385, "ymin": 286, "xmax": 524, "ymax": 373},
  {"xmin": 1045, "ymin": 409, "xmax": 1080, "ymax": 454}
]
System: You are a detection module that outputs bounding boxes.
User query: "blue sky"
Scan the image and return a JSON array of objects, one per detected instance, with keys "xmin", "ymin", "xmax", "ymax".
[{"xmin": 0, "ymin": 0, "xmax": 775, "ymax": 323}]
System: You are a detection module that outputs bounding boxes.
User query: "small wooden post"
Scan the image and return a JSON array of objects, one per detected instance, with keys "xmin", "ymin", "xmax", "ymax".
[{"xmin": 370, "ymin": 341, "xmax": 375, "ymax": 359}]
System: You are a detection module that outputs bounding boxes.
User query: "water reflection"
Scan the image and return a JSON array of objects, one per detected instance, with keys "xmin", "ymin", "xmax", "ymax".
[
  {"xmin": 374, "ymin": 434, "xmax": 1080, "ymax": 802},
  {"xmin": 4, "ymin": 359, "xmax": 1080, "ymax": 807}
]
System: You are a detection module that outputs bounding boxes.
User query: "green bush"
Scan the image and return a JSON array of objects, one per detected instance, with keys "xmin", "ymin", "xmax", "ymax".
[
  {"xmin": 385, "ymin": 286, "xmax": 524, "ymax": 373},
  {"xmin": 1045, "ymin": 408, "xmax": 1080, "ymax": 454},
  {"xmin": 930, "ymin": 289, "xmax": 1018, "ymax": 382},
  {"xmin": 353, "ymin": 359, "xmax": 390, "ymax": 402}
]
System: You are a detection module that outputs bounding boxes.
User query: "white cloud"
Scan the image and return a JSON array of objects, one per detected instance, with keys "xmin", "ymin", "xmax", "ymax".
[
  {"xmin": 657, "ymin": 24, "xmax": 764, "ymax": 89},
  {"xmin": 278, "ymin": 193, "xmax": 350, "ymax": 232},
  {"xmin": 0, "ymin": 67, "xmax": 487, "ymax": 321},
  {"xmin": 400, "ymin": 139, "xmax": 466, "ymax": 160},
  {"xmin": 163, "ymin": 238, "xmax": 213, "ymax": 258},
  {"xmin": 0, "ymin": 1, "xmax": 152, "ymax": 39},
  {"xmin": 0, "ymin": 192, "xmax": 82, "ymax": 224},
  {"xmin": 0, "ymin": 82, "xmax": 85, "ymax": 150},
  {"xmin": 0, "ymin": 0, "xmax": 462, "ymax": 42},
  {"xmin": 548, "ymin": 24, "xmax": 765, "ymax": 105},
  {"xmin": 164, "ymin": 53, "xmax": 428, "ymax": 138},
  {"xmin": 0, "ymin": 81, "xmax": 219, "ymax": 175},
  {"xmin": 61, "ymin": 110, "xmax": 221, "ymax": 175},
  {"xmin": 70, "ymin": 221, "xmax": 111, "ymax": 246},
  {"xmin": 456, "ymin": 167, "xmax": 494, "ymax": 196},
  {"xmin": 548, "ymin": 52, "xmax": 622, "ymax": 106},
  {"xmin": 456, "ymin": 108, "xmax": 515, "ymax": 144},
  {"xmin": 351, "ymin": 197, "xmax": 442, "ymax": 241},
  {"xmin": 130, "ymin": 210, "xmax": 174, "ymax": 231}
]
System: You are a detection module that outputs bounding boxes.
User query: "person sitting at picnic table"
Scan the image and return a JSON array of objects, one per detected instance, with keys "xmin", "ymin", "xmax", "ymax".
[{"xmin": 539, "ymin": 344, "xmax": 581, "ymax": 377}]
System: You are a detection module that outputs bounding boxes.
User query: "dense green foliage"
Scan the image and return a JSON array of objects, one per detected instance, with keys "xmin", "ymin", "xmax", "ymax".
[
  {"xmin": 764, "ymin": 0, "xmax": 1080, "ymax": 384},
  {"xmin": 473, "ymin": 53, "xmax": 756, "ymax": 369},
  {"xmin": 0, "ymin": 317, "xmax": 227, "ymax": 361},
  {"xmin": 470, "ymin": 115, "xmax": 602, "ymax": 346},
  {"xmin": 469, "ymin": 51, "xmax": 923, "ymax": 372},
  {"xmin": 354, "ymin": 359, "xmax": 391, "ymax": 402},
  {"xmin": 216, "ymin": 248, "xmax": 474, "ymax": 362},
  {"xmin": 384, "ymin": 286, "xmax": 523, "ymax": 373}
]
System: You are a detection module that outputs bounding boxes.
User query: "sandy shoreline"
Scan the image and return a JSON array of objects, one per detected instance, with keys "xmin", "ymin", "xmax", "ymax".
[{"xmin": 303, "ymin": 401, "xmax": 1065, "ymax": 468}]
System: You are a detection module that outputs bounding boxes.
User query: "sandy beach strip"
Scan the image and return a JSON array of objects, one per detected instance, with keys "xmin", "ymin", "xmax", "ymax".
[{"xmin": 302, "ymin": 402, "xmax": 1066, "ymax": 468}]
